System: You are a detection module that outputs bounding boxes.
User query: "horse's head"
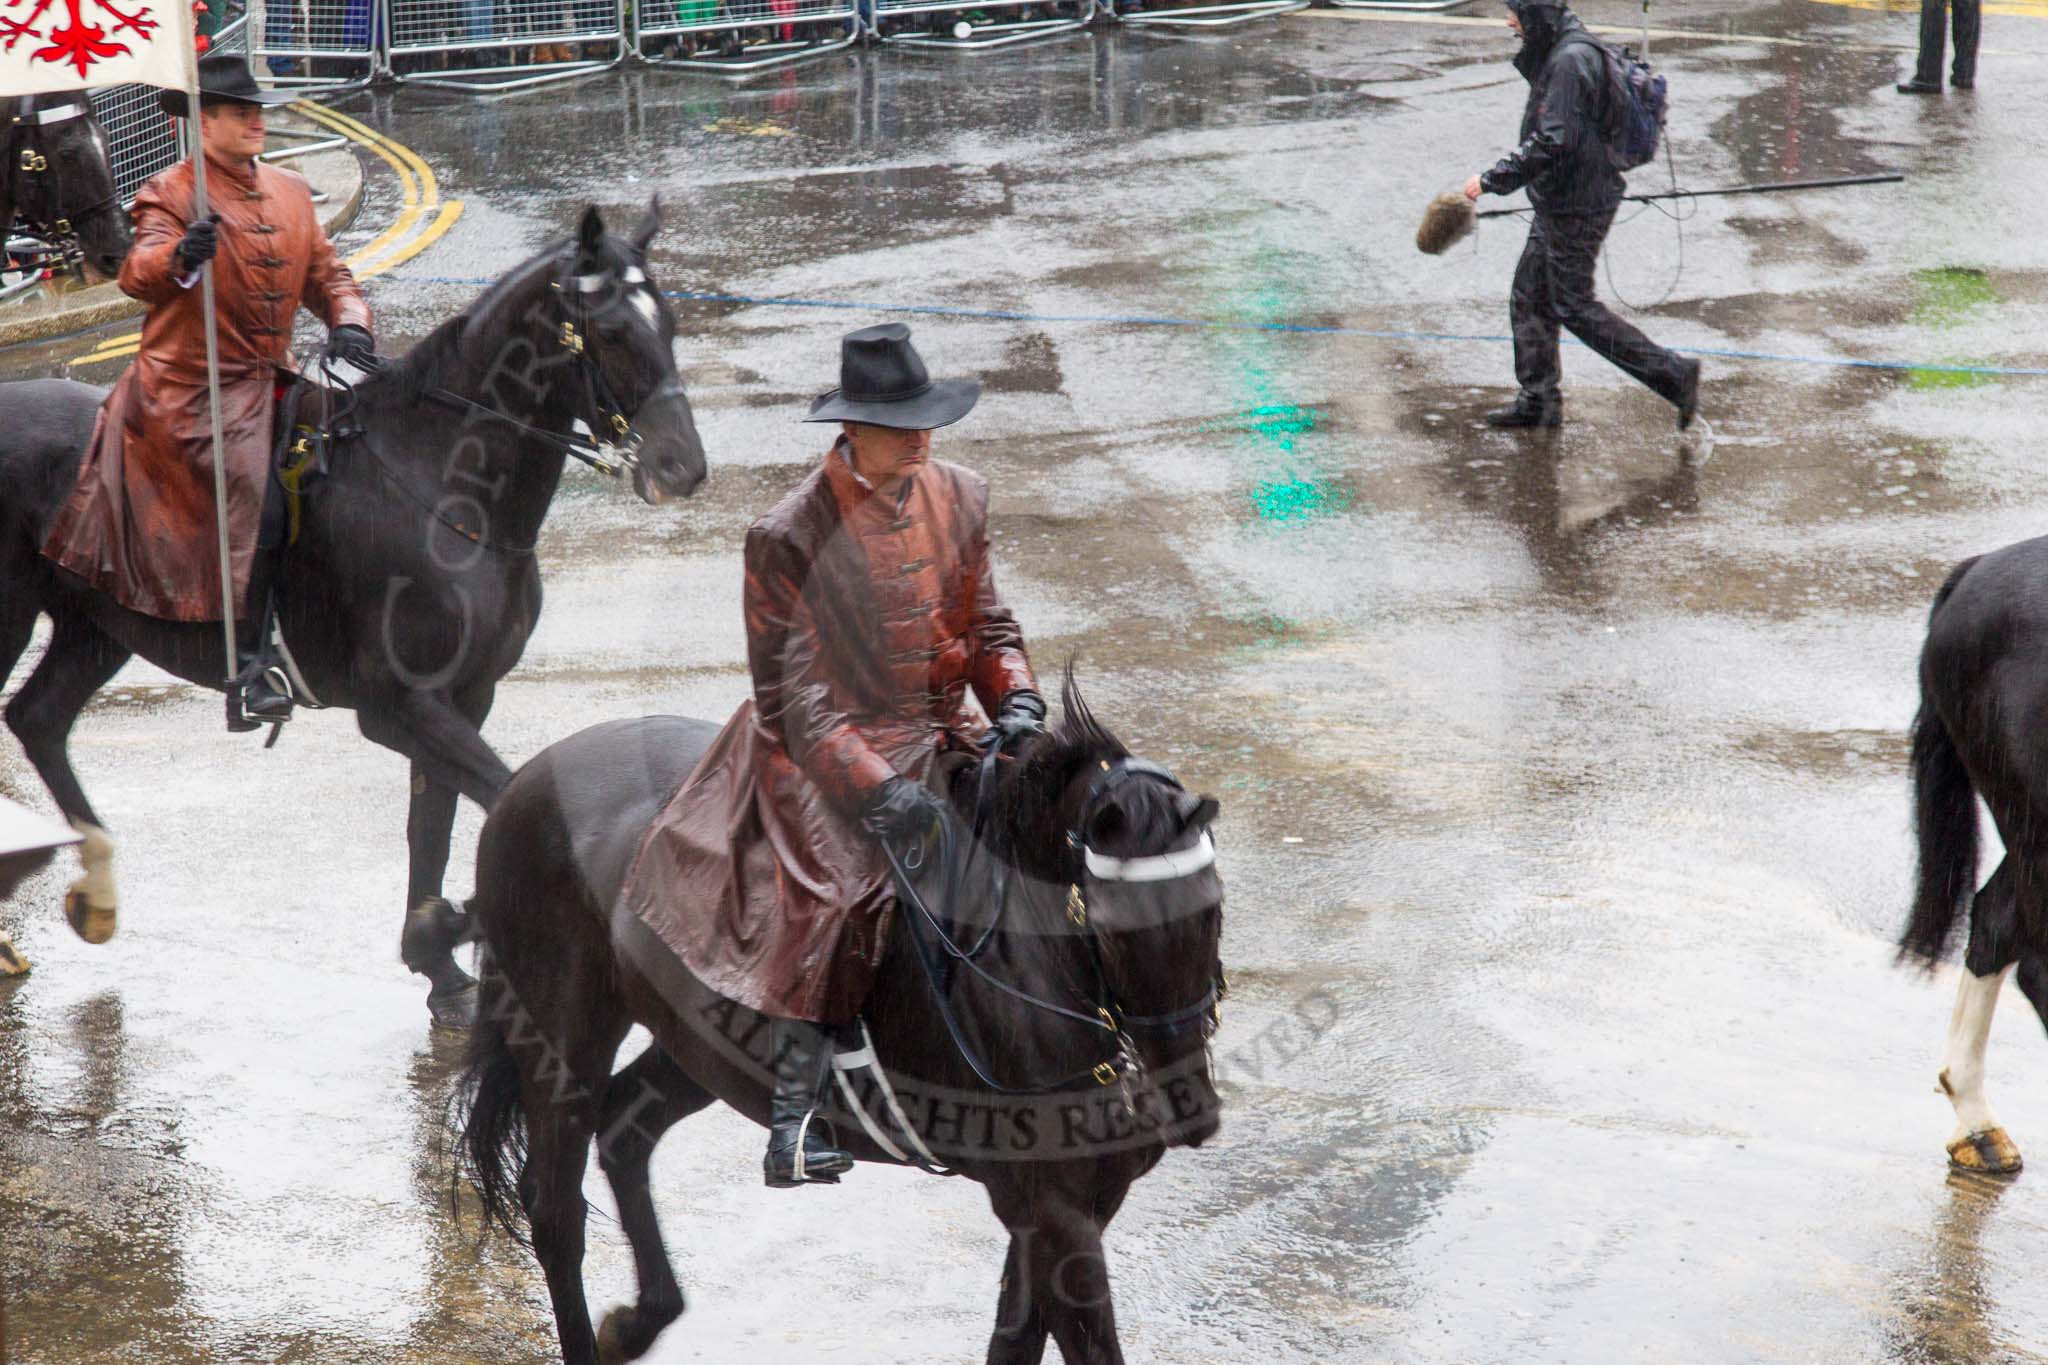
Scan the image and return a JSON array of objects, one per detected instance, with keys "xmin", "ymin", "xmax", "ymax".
[
  {"xmin": 4, "ymin": 94, "xmax": 131, "ymax": 280},
  {"xmin": 553, "ymin": 201, "xmax": 706, "ymax": 504},
  {"xmin": 999, "ymin": 676, "xmax": 1226, "ymax": 1150}
]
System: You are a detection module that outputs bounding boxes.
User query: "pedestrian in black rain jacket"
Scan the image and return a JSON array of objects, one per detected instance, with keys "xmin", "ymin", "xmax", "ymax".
[{"xmin": 1463, "ymin": 0, "xmax": 1700, "ymax": 431}]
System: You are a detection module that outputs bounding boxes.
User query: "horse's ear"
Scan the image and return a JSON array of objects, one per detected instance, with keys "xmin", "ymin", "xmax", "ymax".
[
  {"xmin": 1189, "ymin": 796, "xmax": 1220, "ymax": 830},
  {"xmin": 577, "ymin": 205, "xmax": 606, "ymax": 254},
  {"xmin": 631, "ymin": 196, "xmax": 661, "ymax": 255},
  {"xmin": 1086, "ymin": 800, "xmax": 1127, "ymax": 848}
]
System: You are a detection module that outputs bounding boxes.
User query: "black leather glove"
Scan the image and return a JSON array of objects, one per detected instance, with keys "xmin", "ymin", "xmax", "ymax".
[
  {"xmin": 323, "ymin": 324, "xmax": 375, "ymax": 366},
  {"xmin": 990, "ymin": 689, "xmax": 1047, "ymax": 752},
  {"xmin": 175, "ymin": 215, "xmax": 219, "ymax": 273},
  {"xmin": 861, "ymin": 776, "xmax": 947, "ymax": 844}
]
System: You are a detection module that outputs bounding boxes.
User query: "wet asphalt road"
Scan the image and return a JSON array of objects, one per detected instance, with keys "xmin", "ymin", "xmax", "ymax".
[{"xmin": 9, "ymin": 2, "xmax": 2048, "ymax": 1360}]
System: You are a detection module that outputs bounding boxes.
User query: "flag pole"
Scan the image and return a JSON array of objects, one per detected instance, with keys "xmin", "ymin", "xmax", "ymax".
[{"xmin": 177, "ymin": 22, "xmax": 239, "ymax": 708}]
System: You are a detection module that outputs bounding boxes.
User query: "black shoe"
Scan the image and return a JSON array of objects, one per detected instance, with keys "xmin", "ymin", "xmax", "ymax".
[
  {"xmin": 1897, "ymin": 79, "xmax": 1942, "ymax": 94},
  {"xmin": 1485, "ymin": 397, "xmax": 1562, "ymax": 429},
  {"xmin": 1674, "ymin": 356, "xmax": 1702, "ymax": 432},
  {"xmin": 763, "ymin": 1018, "xmax": 853, "ymax": 1188},
  {"xmin": 1953, "ymin": 75, "xmax": 1975, "ymax": 91}
]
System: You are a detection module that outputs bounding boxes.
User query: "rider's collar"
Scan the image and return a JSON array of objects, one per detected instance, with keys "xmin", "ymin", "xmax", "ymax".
[{"xmin": 833, "ymin": 436, "xmax": 873, "ymax": 493}]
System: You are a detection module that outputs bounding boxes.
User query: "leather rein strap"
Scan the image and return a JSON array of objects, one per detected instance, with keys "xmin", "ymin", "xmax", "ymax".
[{"xmin": 880, "ymin": 749, "xmax": 1224, "ymax": 1098}]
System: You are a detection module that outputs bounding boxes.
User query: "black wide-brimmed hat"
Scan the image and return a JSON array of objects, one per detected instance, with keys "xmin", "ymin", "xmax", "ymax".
[
  {"xmin": 159, "ymin": 53, "xmax": 299, "ymax": 118},
  {"xmin": 804, "ymin": 323, "xmax": 981, "ymax": 431}
]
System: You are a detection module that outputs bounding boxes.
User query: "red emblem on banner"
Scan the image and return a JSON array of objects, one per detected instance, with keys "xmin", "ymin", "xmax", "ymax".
[{"xmin": 1, "ymin": 0, "xmax": 161, "ymax": 78}]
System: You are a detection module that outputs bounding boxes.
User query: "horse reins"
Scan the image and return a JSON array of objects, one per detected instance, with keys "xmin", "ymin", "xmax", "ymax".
[
  {"xmin": 881, "ymin": 747, "xmax": 1225, "ymax": 1101},
  {"xmin": 4, "ymin": 97, "xmax": 119, "ymax": 276}
]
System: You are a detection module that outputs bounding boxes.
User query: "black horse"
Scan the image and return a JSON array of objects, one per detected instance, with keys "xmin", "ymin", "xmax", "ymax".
[
  {"xmin": 454, "ymin": 679, "xmax": 1226, "ymax": 1365},
  {"xmin": 1, "ymin": 92, "xmax": 131, "ymax": 281},
  {"xmin": 0, "ymin": 203, "xmax": 705, "ymax": 1019},
  {"xmin": 1902, "ymin": 540, "xmax": 2048, "ymax": 1177}
]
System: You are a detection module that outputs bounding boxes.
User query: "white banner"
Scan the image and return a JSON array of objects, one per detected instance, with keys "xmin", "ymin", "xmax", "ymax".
[
  {"xmin": 0, "ymin": 796, "xmax": 78, "ymax": 857},
  {"xmin": 1, "ymin": 0, "xmax": 193, "ymax": 95}
]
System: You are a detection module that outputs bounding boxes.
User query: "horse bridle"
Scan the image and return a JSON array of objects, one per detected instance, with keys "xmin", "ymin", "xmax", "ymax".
[
  {"xmin": 885, "ymin": 748, "xmax": 1226, "ymax": 1101},
  {"xmin": 334, "ymin": 252, "xmax": 676, "ymax": 521},
  {"xmin": 5, "ymin": 98, "xmax": 120, "ymax": 274},
  {"xmin": 405, "ymin": 264, "xmax": 662, "ymax": 482}
]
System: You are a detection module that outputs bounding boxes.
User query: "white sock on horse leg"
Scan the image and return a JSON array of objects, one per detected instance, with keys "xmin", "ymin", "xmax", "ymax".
[
  {"xmin": 68, "ymin": 820, "xmax": 115, "ymax": 908},
  {"xmin": 1942, "ymin": 964, "xmax": 2010, "ymax": 1139}
]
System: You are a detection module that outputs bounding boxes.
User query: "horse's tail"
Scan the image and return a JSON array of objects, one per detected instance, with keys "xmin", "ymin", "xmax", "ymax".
[
  {"xmin": 1900, "ymin": 555, "xmax": 1984, "ymax": 968},
  {"xmin": 452, "ymin": 942, "xmax": 532, "ymax": 1248}
]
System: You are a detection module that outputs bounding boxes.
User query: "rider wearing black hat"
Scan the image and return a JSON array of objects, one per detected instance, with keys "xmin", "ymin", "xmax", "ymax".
[
  {"xmin": 43, "ymin": 53, "xmax": 373, "ymax": 730},
  {"xmin": 1462, "ymin": 0, "xmax": 1701, "ymax": 432},
  {"xmin": 625, "ymin": 323, "xmax": 1045, "ymax": 1188}
]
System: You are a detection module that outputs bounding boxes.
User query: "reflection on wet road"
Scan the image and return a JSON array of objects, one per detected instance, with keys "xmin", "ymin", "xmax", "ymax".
[{"xmin": 8, "ymin": 1, "xmax": 2048, "ymax": 1359}]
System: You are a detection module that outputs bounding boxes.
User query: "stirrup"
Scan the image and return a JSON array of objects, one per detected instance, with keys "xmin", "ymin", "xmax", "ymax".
[
  {"xmin": 765, "ymin": 1110, "xmax": 851, "ymax": 1188},
  {"xmin": 228, "ymin": 663, "xmax": 294, "ymax": 736}
]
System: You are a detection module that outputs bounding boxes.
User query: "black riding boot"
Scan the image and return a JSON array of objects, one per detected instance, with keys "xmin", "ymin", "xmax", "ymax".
[
  {"xmin": 226, "ymin": 547, "xmax": 293, "ymax": 733},
  {"xmin": 763, "ymin": 1018, "xmax": 853, "ymax": 1188}
]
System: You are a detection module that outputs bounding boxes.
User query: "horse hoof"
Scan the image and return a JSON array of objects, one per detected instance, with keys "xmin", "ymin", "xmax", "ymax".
[
  {"xmin": 427, "ymin": 981, "xmax": 478, "ymax": 1029},
  {"xmin": 401, "ymin": 895, "xmax": 471, "ymax": 971},
  {"xmin": 596, "ymin": 1301, "xmax": 679, "ymax": 1363},
  {"xmin": 64, "ymin": 888, "xmax": 116, "ymax": 945},
  {"xmin": 0, "ymin": 935, "xmax": 29, "ymax": 977},
  {"xmin": 1948, "ymin": 1128, "xmax": 2023, "ymax": 1177},
  {"xmin": 596, "ymin": 1307, "xmax": 634, "ymax": 1365}
]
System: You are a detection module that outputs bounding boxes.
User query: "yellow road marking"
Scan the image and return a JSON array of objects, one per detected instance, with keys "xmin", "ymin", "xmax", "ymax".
[
  {"xmin": 1809, "ymin": 0, "xmax": 2048, "ymax": 15},
  {"xmin": 296, "ymin": 102, "xmax": 424, "ymax": 271},
  {"xmin": 67, "ymin": 106, "xmax": 461, "ymax": 371},
  {"xmin": 395, "ymin": 199, "xmax": 467, "ymax": 268}
]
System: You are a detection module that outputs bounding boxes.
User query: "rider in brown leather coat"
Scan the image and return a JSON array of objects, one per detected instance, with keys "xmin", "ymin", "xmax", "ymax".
[
  {"xmin": 627, "ymin": 324, "xmax": 1044, "ymax": 1187},
  {"xmin": 41, "ymin": 54, "xmax": 372, "ymax": 728}
]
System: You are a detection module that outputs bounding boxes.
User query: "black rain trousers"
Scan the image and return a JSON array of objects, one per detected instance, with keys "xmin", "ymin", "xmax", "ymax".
[{"xmin": 1510, "ymin": 206, "xmax": 1690, "ymax": 408}]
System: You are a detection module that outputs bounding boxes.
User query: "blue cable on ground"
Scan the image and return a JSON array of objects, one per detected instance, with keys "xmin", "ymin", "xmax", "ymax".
[{"xmin": 379, "ymin": 274, "xmax": 2048, "ymax": 380}]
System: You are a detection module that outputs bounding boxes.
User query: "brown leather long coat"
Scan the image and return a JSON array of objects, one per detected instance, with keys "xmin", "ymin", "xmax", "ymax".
[
  {"xmin": 41, "ymin": 153, "xmax": 371, "ymax": 622},
  {"xmin": 626, "ymin": 443, "xmax": 1038, "ymax": 1023}
]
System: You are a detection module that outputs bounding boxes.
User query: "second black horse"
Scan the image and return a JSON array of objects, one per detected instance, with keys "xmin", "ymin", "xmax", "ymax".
[{"xmin": 455, "ymin": 679, "xmax": 1227, "ymax": 1364}]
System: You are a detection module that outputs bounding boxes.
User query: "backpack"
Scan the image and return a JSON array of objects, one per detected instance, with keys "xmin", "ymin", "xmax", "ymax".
[{"xmin": 1562, "ymin": 32, "xmax": 1668, "ymax": 172}]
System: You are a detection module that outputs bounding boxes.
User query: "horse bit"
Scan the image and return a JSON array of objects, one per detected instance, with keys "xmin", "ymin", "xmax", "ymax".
[{"xmin": 6, "ymin": 100, "xmax": 119, "ymax": 279}]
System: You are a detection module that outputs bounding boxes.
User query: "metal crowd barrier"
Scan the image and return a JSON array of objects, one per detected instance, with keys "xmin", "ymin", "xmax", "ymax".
[
  {"xmin": 250, "ymin": 0, "xmax": 380, "ymax": 90},
  {"xmin": 381, "ymin": 0, "xmax": 625, "ymax": 91},
  {"xmin": 633, "ymin": 0, "xmax": 859, "ymax": 75},
  {"xmin": 1114, "ymin": 0, "xmax": 1304, "ymax": 27},
  {"xmin": 869, "ymin": 0, "xmax": 1091, "ymax": 49},
  {"xmin": 89, "ymin": 83, "xmax": 185, "ymax": 205}
]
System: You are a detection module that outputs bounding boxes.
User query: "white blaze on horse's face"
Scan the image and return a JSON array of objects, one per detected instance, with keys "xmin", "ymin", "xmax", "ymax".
[
  {"xmin": 582, "ymin": 266, "xmax": 662, "ymax": 335},
  {"xmin": 624, "ymin": 266, "xmax": 661, "ymax": 332}
]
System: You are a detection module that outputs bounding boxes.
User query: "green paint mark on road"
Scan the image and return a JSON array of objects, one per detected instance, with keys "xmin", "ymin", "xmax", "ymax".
[
  {"xmin": 1907, "ymin": 364, "xmax": 1995, "ymax": 391},
  {"xmin": 1911, "ymin": 266, "xmax": 1996, "ymax": 328},
  {"xmin": 1253, "ymin": 474, "xmax": 1352, "ymax": 522},
  {"xmin": 1906, "ymin": 268, "xmax": 1999, "ymax": 389}
]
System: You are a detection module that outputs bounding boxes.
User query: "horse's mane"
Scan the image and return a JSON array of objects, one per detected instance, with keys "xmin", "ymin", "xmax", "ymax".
[
  {"xmin": 985, "ymin": 670, "xmax": 1149, "ymax": 879},
  {"xmin": 370, "ymin": 244, "xmax": 566, "ymax": 403},
  {"xmin": 375, "ymin": 313, "xmax": 469, "ymax": 403}
]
